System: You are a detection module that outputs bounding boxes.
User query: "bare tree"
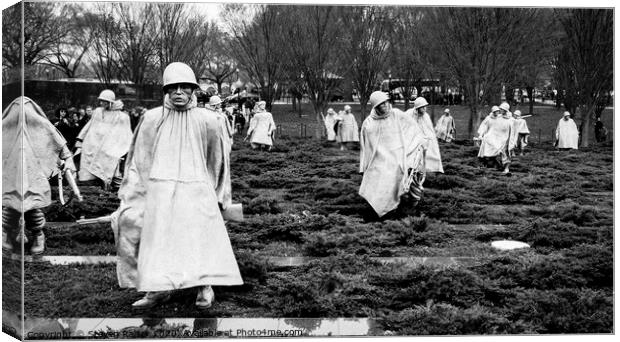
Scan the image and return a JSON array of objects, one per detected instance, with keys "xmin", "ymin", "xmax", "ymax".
[
  {"xmin": 88, "ymin": 4, "xmax": 123, "ymax": 87},
  {"xmin": 280, "ymin": 5, "xmax": 347, "ymax": 139},
  {"xmin": 223, "ymin": 4, "xmax": 287, "ymax": 110},
  {"xmin": 553, "ymin": 9, "xmax": 613, "ymax": 147},
  {"xmin": 42, "ymin": 4, "xmax": 93, "ymax": 78},
  {"xmin": 339, "ymin": 6, "xmax": 391, "ymax": 117},
  {"xmin": 3, "ymin": 2, "xmax": 72, "ymax": 73},
  {"xmin": 387, "ymin": 7, "xmax": 428, "ymax": 111},
  {"xmin": 114, "ymin": 2, "xmax": 159, "ymax": 98},
  {"xmin": 201, "ymin": 23, "xmax": 237, "ymax": 94},
  {"xmin": 423, "ymin": 8, "xmax": 551, "ymax": 137}
]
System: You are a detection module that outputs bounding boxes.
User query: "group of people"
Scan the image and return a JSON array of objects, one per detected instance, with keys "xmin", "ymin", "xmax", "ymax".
[
  {"xmin": 322, "ymin": 105, "xmax": 360, "ymax": 150},
  {"xmin": 475, "ymin": 102, "xmax": 527, "ymax": 175},
  {"xmin": 359, "ymin": 92, "xmax": 444, "ymax": 218},
  {"xmin": 2, "ymin": 62, "xmax": 242, "ymax": 311},
  {"xmin": 2, "ymin": 60, "xmax": 597, "ymax": 314}
]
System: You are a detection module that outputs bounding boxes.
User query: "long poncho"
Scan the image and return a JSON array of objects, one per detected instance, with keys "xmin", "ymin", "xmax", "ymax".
[
  {"xmin": 434, "ymin": 114, "xmax": 456, "ymax": 142},
  {"xmin": 247, "ymin": 111, "xmax": 276, "ymax": 146},
  {"xmin": 324, "ymin": 113, "xmax": 337, "ymax": 141},
  {"xmin": 337, "ymin": 112, "xmax": 360, "ymax": 143},
  {"xmin": 556, "ymin": 118, "xmax": 579, "ymax": 149},
  {"xmin": 112, "ymin": 94, "xmax": 242, "ymax": 291},
  {"xmin": 477, "ymin": 114, "xmax": 492, "ymax": 137},
  {"xmin": 2, "ymin": 96, "xmax": 73, "ymax": 212},
  {"xmin": 77, "ymin": 103, "xmax": 133, "ymax": 184},
  {"xmin": 406, "ymin": 110, "xmax": 444, "ymax": 173},
  {"xmin": 359, "ymin": 109, "xmax": 429, "ymax": 217},
  {"xmin": 514, "ymin": 117, "xmax": 530, "ymax": 134},
  {"xmin": 477, "ymin": 116, "xmax": 515, "ymax": 158}
]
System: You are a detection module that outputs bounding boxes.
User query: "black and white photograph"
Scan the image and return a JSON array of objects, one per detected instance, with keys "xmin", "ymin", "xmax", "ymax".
[{"xmin": 1, "ymin": 0, "xmax": 616, "ymax": 339}]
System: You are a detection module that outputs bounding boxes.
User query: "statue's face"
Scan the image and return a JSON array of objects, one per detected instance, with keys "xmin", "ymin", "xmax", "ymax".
[
  {"xmin": 376, "ymin": 102, "xmax": 389, "ymax": 115},
  {"xmin": 167, "ymin": 83, "xmax": 193, "ymax": 108},
  {"xmin": 99, "ymin": 100, "xmax": 111, "ymax": 110}
]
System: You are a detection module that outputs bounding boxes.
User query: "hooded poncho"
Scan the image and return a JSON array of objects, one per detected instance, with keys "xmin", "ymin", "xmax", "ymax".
[
  {"xmin": 247, "ymin": 111, "xmax": 276, "ymax": 146},
  {"xmin": 556, "ymin": 118, "xmax": 579, "ymax": 149},
  {"xmin": 337, "ymin": 112, "xmax": 360, "ymax": 143},
  {"xmin": 112, "ymin": 94, "xmax": 241, "ymax": 291},
  {"xmin": 514, "ymin": 117, "xmax": 530, "ymax": 134},
  {"xmin": 478, "ymin": 115, "xmax": 515, "ymax": 158},
  {"xmin": 324, "ymin": 112, "xmax": 337, "ymax": 141},
  {"xmin": 359, "ymin": 108, "xmax": 429, "ymax": 217},
  {"xmin": 2, "ymin": 97, "xmax": 73, "ymax": 212},
  {"xmin": 76, "ymin": 102, "xmax": 133, "ymax": 184},
  {"xmin": 434, "ymin": 114, "xmax": 456, "ymax": 142},
  {"xmin": 406, "ymin": 110, "xmax": 444, "ymax": 173}
]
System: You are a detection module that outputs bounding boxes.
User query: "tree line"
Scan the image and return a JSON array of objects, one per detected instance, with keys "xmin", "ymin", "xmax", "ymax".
[{"xmin": 2, "ymin": 3, "xmax": 612, "ymax": 146}]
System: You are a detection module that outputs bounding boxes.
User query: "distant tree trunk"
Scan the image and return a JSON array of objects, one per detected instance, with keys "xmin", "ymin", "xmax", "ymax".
[
  {"xmin": 360, "ymin": 102, "xmax": 368, "ymax": 120},
  {"xmin": 579, "ymin": 105, "xmax": 594, "ymax": 148},
  {"xmin": 526, "ymin": 86, "xmax": 534, "ymax": 114}
]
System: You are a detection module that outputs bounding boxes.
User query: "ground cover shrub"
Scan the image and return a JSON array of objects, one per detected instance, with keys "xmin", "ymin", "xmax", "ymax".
[
  {"xmin": 442, "ymin": 162, "xmax": 479, "ymax": 179},
  {"xmin": 475, "ymin": 180, "xmax": 534, "ymax": 204},
  {"xmin": 580, "ymin": 174, "xmax": 613, "ymax": 191},
  {"xmin": 246, "ymin": 169, "xmax": 309, "ymax": 189},
  {"xmin": 46, "ymin": 185, "xmax": 119, "ymax": 221},
  {"xmin": 505, "ymin": 288, "xmax": 613, "ymax": 333},
  {"xmin": 512, "ymin": 218, "xmax": 600, "ymax": 250},
  {"xmin": 2, "ymin": 259, "xmax": 22, "ymax": 313},
  {"xmin": 244, "ymin": 195, "xmax": 282, "ymax": 215},
  {"xmin": 369, "ymin": 265, "xmax": 492, "ymax": 309},
  {"xmin": 228, "ymin": 214, "xmax": 305, "ymax": 244},
  {"xmin": 232, "ymin": 251, "xmax": 269, "ymax": 291},
  {"xmin": 423, "ymin": 174, "xmax": 467, "ymax": 190},
  {"xmin": 259, "ymin": 255, "xmax": 381, "ymax": 317},
  {"xmin": 473, "ymin": 247, "xmax": 612, "ymax": 291},
  {"xmin": 378, "ymin": 302, "xmax": 531, "ymax": 335},
  {"xmin": 553, "ymin": 202, "xmax": 600, "ymax": 225},
  {"xmin": 313, "ymin": 180, "xmax": 359, "ymax": 200},
  {"xmin": 563, "ymin": 243, "xmax": 613, "ymax": 288}
]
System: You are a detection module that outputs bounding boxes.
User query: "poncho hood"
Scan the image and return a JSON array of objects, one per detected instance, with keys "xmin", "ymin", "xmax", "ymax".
[{"xmin": 2, "ymin": 96, "xmax": 69, "ymax": 211}]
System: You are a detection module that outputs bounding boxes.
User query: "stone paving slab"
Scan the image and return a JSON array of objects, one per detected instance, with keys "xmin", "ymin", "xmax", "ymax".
[
  {"xmin": 583, "ymin": 191, "xmax": 613, "ymax": 197},
  {"xmin": 1, "ymin": 310, "xmax": 374, "ymax": 338},
  {"xmin": 39, "ymin": 255, "xmax": 482, "ymax": 268},
  {"xmin": 449, "ymin": 224, "xmax": 507, "ymax": 231}
]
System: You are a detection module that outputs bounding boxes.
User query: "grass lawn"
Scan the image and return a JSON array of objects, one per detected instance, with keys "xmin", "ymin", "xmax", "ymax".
[{"xmin": 4, "ymin": 112, "xmax": 613, "ymax": 335}]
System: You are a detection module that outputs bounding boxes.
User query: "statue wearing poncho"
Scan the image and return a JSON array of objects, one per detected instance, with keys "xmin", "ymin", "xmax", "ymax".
[
  {"xmin": 113, "ymin": 92, "xmax": 242, "ymax": 292},
  {"xmin": 359, "ymin": 93, "xmax": 430, "ymax": 217},
  {"xmin": 2, "ymin": 96, "xmax": 76, "ymax": 254},
  {"xmin": 75, "ymin": 99, "xmax": 132, "ymax": 186}
]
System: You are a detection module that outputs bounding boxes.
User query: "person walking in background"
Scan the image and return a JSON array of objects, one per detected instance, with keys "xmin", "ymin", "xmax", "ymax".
[
  {"xmin": 54, "ymin": 107, "xmax": 79, "ymax": 150},
  {"xmin": 512, "ymin": 110, "xmax": 530, "ymax": 155},
  {"xmin": 74, "ymin": 89, "xmax": 133, "ymax": 191},
  {"xmin": 207, "ymin": 95, "xmax": 234, "ymax": 146},
  {"xmin": 594, "ymin": 117, "xmax": 607, "ymax": 143},
  {"xmin": 113, "ymin": 62, "xmax": 242, "ymax": 310},
  {"xmin": 336, "ymin": 105, "xmax": 359, "ymax": 150},
  {"xmin": 129, "ymin": 107, "xmax": 146, "ymax": 132},
  {"xmin": 407, "ymin": 97, "xmax": 443, "ymax": 173},
  {"xmin": 245, "ymin": 101, "xmax": 276, "ymax": 151},
  {"xmin": 434, "ymin": 108, "xmax": 456, "ymax": 143},
  {"xmin": 555, "ymin": 111, "xmax": 579, "ymax": 150},
  {"xmin": 234, "ymin": 109, "xmax": 246, "ymax": 135},
  {"xmin": 321, "ymin": 108, "xmax": 338, "ymax": 143}
]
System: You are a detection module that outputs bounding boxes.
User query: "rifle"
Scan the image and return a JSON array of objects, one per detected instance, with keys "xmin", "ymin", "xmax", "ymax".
[{"xmin": 76, "ymin": 203, "xmax": 245, "ymax": 225}]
